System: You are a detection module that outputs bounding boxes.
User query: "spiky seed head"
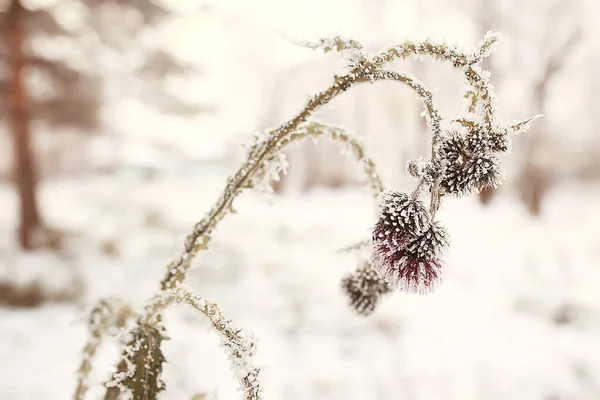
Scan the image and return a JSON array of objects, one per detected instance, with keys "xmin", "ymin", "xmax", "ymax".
[
  {"xmin": 405, "ymin": 223, "xmax": 450, "ymax": 259},
  {"xmin": 375, "ymin": 190, "xmax": 431, "ymax": 238},
  {"xmin": 341, "ymin": 266, "xmax": 391, "ymax": 316},
  {"xmin": 464, "ymin": 126, "xmax": 494, "ymax": 156},
  {"xmin": 490, "ymin": 130, "xmax": 510, "ymax": 153},
  {"xmin": 464, "ymin": 154, "xmax": 503, "ymax": 191},
  {"xmin": 440, "ymin": 160, "xmax": 470, "ymax": 196},
  {"xmin": 439, "ymin": 131, "xmax": 464, "ymax": 162}
]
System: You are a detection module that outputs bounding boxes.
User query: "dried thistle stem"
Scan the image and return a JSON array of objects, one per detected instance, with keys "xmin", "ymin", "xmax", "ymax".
[
  {"xmin": 160, "ymin": 68, "xmax": 442, "ymax": 291},
  {"xmin": 142, "ymin": 288, "xmax": 261, "ymax": 400},
  {"xmin": 74, "ymin": 298, "xmax": 134, "ymax": 400}
]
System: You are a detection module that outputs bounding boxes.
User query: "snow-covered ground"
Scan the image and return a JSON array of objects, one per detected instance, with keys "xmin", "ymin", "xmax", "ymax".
[{"xmin": 1, "ymin": 175, "xmax": 599, "ymax": 400}]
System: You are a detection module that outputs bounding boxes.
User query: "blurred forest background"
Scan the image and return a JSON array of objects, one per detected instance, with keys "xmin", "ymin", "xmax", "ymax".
[
  {"xmin": 1, "ymin": 0, "xmax": 599, "ymax": 399},
  {"xmin": 1, "ymin": 0, "xmax": 598, "ymax": 252}
]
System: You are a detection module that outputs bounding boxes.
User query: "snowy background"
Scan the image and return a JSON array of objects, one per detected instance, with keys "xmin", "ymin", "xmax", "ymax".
[{"xmin": 1, "ymin": 0, "xmax": 600, "ymax": 399}]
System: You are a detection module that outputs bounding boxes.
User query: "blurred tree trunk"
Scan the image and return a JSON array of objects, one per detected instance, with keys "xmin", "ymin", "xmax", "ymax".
[
  {"xmin": 517, "ymin": 28, "xmax": 581, "ymax": 215},
  {"xmin": 8, "ymin": 0, "xmax": 42, "ymax": 250}
]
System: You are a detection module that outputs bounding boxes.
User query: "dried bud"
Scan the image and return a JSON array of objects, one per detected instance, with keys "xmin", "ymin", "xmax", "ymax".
[
  {"xmin": 489, "ymin": 130, "xmax": 510, "ymax": 153},
  {"xmin": 405, "ymin": 223, "xmax": 449, "ymax": 259},
  {"xmin": 440, "ymin": 160, "xmax": 470, "ymax": 196},
  {"xmin": 464, "ymin": 126, "xmax": 491, "ymax": 156},
  {"xmin": 374, "ymin": 190, "xmax": 430, "ymax": 238},
  {"xmin": 464, "ymin": 154, "xmax": 503, "ymax": 191},
  {"xmin": 406, "ymin": 158, "xmax": 442, "ymax": 188},
  {"xmin": 464, "ymin": 126, "xmax": 509, "ymax": 156},
  {"xmin": 438, "ymin": 131, "xmax": 464, "ymax": 162},
  {"xmin": 341, "ymin": 266, "xmax": 391, "ymax": 316}
]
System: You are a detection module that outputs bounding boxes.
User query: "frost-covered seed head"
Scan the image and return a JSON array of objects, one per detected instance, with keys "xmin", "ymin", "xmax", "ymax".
[
  {"xmin": 464, "ymin": 126, "xmax": 508, "ymax": 156},
  {"xmin": 373, "ymin": 252, "xmax": 443, "ymax": 294},
  {"xmin": 439, "ymin": 131, "xmax": 464, "ymax": 162},
  {"xmin": 375, "ymin": 190, "xmax": 431, "ymax": 237},
  {"xmin": 405, "ymin": 223, "xmax": 449, "ymax": 259},
  {"xmin": 489, "ymin": 130, "xmax": 510, "ymax": 153},
  {"xmin": 341, "ymin": 266, "xmax": 391, "ymax": 316},
  {"xmin": 464, "ymin": 127, "xmax": 489, "ymax": 156},
  {"xmin": 440, "ymin": 161, "xmax": 470, "ymax": 196},
  {"xmin": 464, "ymin": 154, "xmax": 503, "ymax": 191}
]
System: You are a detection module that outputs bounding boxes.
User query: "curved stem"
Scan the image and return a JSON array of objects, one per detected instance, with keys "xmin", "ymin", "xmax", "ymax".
[
  {"xmin": 286, "ymin": 121, "xmax": 384, "ymax": 196},
  {"xmin": 371, "ymin": 36, "xmax": 499, "ymax": 135},
  {"xmin": 142, "ymin": 288, "xmax": 261, "ymax": 400},
  {"xmin": 160, "ymin": 70, "xmax": 442, "ymax": 291},
  {"xmin": 73, "ymin": 298, "xmax": 134, "ymax": 400}
]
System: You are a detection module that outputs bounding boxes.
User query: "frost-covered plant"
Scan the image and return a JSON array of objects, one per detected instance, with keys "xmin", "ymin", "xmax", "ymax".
[
  {"xmin": 73, "ymin": 32, "xmax": 539, "ymax": 399},
  {"xmin": 341, "ymin": 261, "xmax": 392, "ymax": 316}
]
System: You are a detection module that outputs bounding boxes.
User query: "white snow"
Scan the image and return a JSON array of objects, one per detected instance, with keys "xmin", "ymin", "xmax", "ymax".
[{"xmin": 1, "ymin": 175, "xmax": 599, "ymax": 400}]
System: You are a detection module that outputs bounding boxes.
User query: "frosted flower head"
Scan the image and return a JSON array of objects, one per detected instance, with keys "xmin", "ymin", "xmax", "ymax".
[
  {"xmin": 375, "ymin": 254, "xmax": 444, "ymax": 294},
  {"xmin": 374, "ymin": 190, "xmax": 430, "ymax": 237},
  {"xmin": 371, "ymin": 191, "xmax": 431, "ymax": 286},
  {"xmin": 439, "ymin": 131, "xmax": 464, "ymax": 162},
  {"xmin": 464, "ymin": 126, "xmax": 509, "ymax": 156},
  {"xmin": 341, "ymin": 265, "xmax": 391, "ymax": 316},
  {"xmin": 372, "ymin": 222, "xmax": 449, "ymax": 294},
  {"xmin": 464, "ymin": 154, "xmax": 503, "ymax": 191},
  {"xmin": 440, "ymin": 161, "xmax": 470, "ymax": 196},
  {"xmin": 405, "ymin": 223, "xmax": 449, "ymax": 259},
  {"xmin": 371, "ymin": 191, "xmax": 448, "ymax": 294}
]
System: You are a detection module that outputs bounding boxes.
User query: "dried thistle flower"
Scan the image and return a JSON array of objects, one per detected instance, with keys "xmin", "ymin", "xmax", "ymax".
[
  {"xmin": 405, "ymin": 223, "xmax": 449, "ymax": 259},
  {"xmin": 341, "ymin": 265, "xmax": 391, "ymax": 316},
  {"xmin": 372, "ymin": 219, "xmax": 448, "ymax": 294},
  {"xmin": 464, "ymin": 125, "xmax": 510, "ymax": 156},
  {"xmin": 440, "ymin": 160, "xmax": 470, "ymax": 196},
  {"xmin": 370, "ymin": 190, "xmax": 450, "ymax": 294},
  {"xmin": 464, "ymin": 154, "xmax": 504, "ymax": 191},
  {"xmin": 438, "ymin": 131, "xmax": 465, "ymax": 162},
  {"xmin": 376, "ymin": 255, "xmax": 444, "ymax": 294},
  {"xmin": 374, "ymin": 190, "xmax": 430, "ymax": 238}
]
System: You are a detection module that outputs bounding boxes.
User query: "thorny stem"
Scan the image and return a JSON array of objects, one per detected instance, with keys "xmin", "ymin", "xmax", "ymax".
[
  {"xmin": 372, "ymin": 34, "xmax": 499, "ymax": 133},
  {"xmin": 142, "ymin": 288, "xmax": 261, "ymax": 400},
  {"xmin": 293, "ymin": 121, "xmax": 384, "ymax": 195},
  {"xmin": 371, "ymin": 35, "xmax": 501, "ymax": 217},
  {"xmin": 160, "ymin": 69, "xmax": 442, "ymax": 292},
  {"xmin": 410, "ymin": 180, "xmax": 425, "ymax": 200},
  {"xmin": 73, "ymin": 298, "xmax": 134, "ymax": 400}
]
